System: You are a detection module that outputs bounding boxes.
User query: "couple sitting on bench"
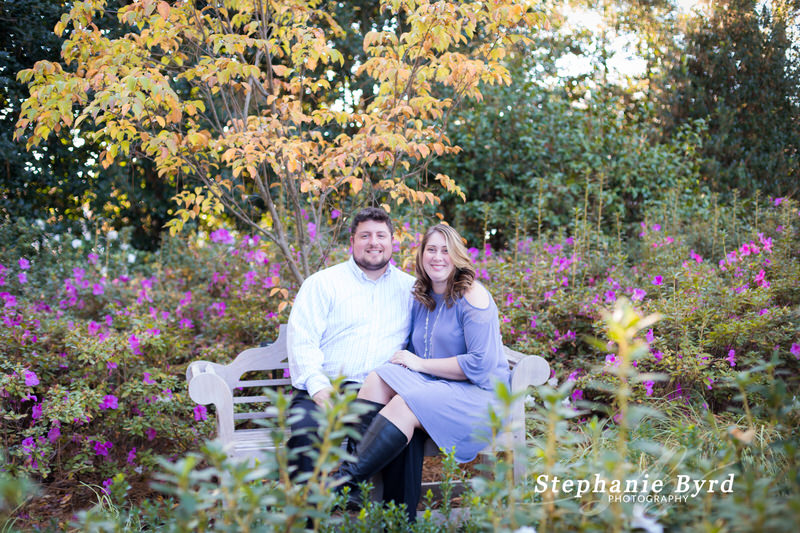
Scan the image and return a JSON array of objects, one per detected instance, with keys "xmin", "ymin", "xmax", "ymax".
[{"xmin": 287, "ymin": 207, "xmax": 512, "ymax": 522}]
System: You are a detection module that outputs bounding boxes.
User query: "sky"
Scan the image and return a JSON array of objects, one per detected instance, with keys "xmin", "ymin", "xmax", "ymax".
[{"xmin": 556, "ymin": 0, "xmax": 705, "ymax": 82}]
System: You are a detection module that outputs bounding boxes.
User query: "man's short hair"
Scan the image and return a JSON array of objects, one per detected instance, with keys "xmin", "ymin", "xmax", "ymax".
[{"xmin": 350, "ymin": 207, "xmax": 393, "ymax": 236}]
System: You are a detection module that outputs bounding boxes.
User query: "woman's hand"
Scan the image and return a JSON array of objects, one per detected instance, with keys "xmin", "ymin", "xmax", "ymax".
[{"xmin": 391, "ymin": 349, "xmax": 425, "ymax": 372}]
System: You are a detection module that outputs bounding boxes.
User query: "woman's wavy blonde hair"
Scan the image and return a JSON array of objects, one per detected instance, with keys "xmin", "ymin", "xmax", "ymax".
[{"xmin": 413, "ymin": 224, "xmax": 476, "ymax": 310}]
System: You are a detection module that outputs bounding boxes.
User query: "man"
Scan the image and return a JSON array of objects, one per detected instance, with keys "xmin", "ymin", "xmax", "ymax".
[{"xmin": 286, "ymin": 206, "xmax": 425, "ymax": 520}]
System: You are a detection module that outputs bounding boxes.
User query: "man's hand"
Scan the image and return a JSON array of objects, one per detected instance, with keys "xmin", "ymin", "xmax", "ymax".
[
  {"xmin": 390, "ymin": 349, "xmax": 425, "ymax": 373},
  {"xmin": 312, "ymin": 387, "xmax": 334, "ymax": 408}
]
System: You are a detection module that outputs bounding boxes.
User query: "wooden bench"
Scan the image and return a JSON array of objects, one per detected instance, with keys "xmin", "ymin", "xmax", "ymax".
[{"xmin": 186, "ymin": 325, "xmax": 550, "ymax": 482}]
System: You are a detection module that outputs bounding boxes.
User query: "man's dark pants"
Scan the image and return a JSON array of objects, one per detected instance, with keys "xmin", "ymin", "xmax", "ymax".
[{"xmin": 288, "ymin": 389, "xmax": 425, "ymax": 521}]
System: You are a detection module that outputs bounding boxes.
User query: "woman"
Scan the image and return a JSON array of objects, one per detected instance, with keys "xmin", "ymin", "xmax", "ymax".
[{"xmin": 335, "ymin": 223, "xmax": 511, "ymax": 505}]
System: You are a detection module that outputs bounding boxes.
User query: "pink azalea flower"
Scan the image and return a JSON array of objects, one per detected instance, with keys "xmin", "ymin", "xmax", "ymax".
[
  {"xmin": 47, "ymin": 425, "xmax": 61, "ymax": 443},
  {"xmin": 145, "ymin": 428, "xmax": 157, "ymax": 440},
  {"xmin": 32, "ymin": 403, "xmax": 43, "ymax": 420},
  {"xmin": 143, "ymin": 372, "xmax": 156, "ymax": 385},
  {"xmin": 88, "ymin": 253, "xmax": 99, "ymax": 265},
  {"xmin": 604, "ymin": 290, "xmax": 616, "ymax": 303},
  {"xmin": 632, "ymin": 288, "xmax": 646, "ymax": 301},
  {"xmin": 94, "ymin": 441, "xmax": 113, "ymax": 456},
  {"xmin": 128, "ymin": 334, "xmax": 142, "ymax": 355},
  {"xmin": 21, "ymin": 437, "xmax": 36, "ymax": 454},
  {"xmin": 18, "ymin": 272, "xmax": 27, "ymax": 284},
  {"xmin": 99, "ymin": 395, "xmax": 119, "ymax": 410},
  {"xmin": 790, "ymin": 343, "xmax": 800, "ymax": 359},
  {"xmin": 726, "ymin": 349, "xmax": 736, "ymax": 367},
  {"xmin": 193, "ymin": 405, "xmax": 208, "ymax": 421},
  {"xmin": 307, "ymin": 222, "xmax": 317, "ymax": 240},
  {"xmin": 252, "ymin": 250, "xmax": 267, "ymax": 264},
  {"xmin": 653, "ymin": 350, "xmax": 664, "ymax": 362},
  {"xmin": 1, "ymin": 293, "xmax": 16, "ymax": 307},
  {"xmin": 774, "ymin": 197, "xmax": 784, "ymax": 206},
  {"xmin": 211, "ymin": 301, "xmax": 226, "ymax": 317},
  {"xmin": 530, "ymin": 316, "xmax": 537, "ymax": 328},
  {"xmin": 24, "ymin": 371, "xmax": 39, "ymax": 387},
  {"xmin": 759, "ymin": 233, "xmax": 773, "ymax": 253},
  {"xmin": 178, "ymin": 318, "xmax": 194, "ymax": 329},
  {"xmin": 646, "ymin": 329, "xmax": 654, "ymax": 343},
  {"xmin": 18, "ymin": 258, "xmax": 31, "ymax": 270},
  {"xmin": 652, "ymin": 224, "xmax": 661, "ymax": 232},
  {"xmin": 331, "ymin": 209, "xmax": 341, "ymax": 219},
  {"xmin": 652, "ymin": 275, "xmax": 663, "ymax": 286},
  {"xmin": 92, "ymin": 283, "xmax": 104, "ymax": 295},
  {"xmin": 127, "ymin": 447, "xmax": 137, "ymax": 464},
  {"xmin": 179, "ymin": 291, "xmax": 192, "ymax": 306},
  {"xmin": 210, "ymin": 228, "xmax": 235, "ymax": 244},
  {"xmin": 644, "ymin": 380, "xmax": 655, "ymax": 396},
  {"xmin": 88, "ymin": 321, "xmax": 100, "ymax": 336},
  {"xmin": 571, "ymin": 389, "xmax": 584, "ymax": 401}
]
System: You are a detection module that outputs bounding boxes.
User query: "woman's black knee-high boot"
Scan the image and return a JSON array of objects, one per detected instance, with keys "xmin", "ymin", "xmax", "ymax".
[
  {"xmin": 336, "ymin": 414, "xmax": 409, "ymax": 486},
  {"xmin": 347, "ymin": 399, "xmax": 383, "ymax": 456}
]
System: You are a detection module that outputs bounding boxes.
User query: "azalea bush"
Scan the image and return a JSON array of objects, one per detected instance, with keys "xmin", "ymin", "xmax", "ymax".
[
  {"xmin": 0, "ymin": 220, "xmax": 297, "ymax": 489},
  {"xmin": 485, "ymin": 196, "xmax": 800, "ymax": 411},
  {"xmin": 1, "ymin": 194, "xmax": 798, "ymax": 527}
]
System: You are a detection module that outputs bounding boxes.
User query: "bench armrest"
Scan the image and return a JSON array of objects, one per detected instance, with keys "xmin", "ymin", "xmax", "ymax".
[
  {"xmin": 510, "ymin": 355, "xmax": 550, "ymax": 389},
  {"xmin": 508, "ymin": 355, "xmax": 551, "ymax": 440},
  {"xmin": 187, "ymin": 361, "xmax": 235, "ymax": 444}
]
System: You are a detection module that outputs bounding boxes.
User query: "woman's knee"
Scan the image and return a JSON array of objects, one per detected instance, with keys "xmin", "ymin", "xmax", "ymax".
[
  {"xmin": 383, "ymin": 395, "xmax": 420, "ymax": 428},
  {"xmin": 358, "ymin": 372, "xmax": 395, "ymax": 403}
]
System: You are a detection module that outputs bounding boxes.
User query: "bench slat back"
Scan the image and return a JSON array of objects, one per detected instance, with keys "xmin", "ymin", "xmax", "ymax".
[{"xmin": 220, "ymin": 324, "xmax": 289, "ymax": 385}]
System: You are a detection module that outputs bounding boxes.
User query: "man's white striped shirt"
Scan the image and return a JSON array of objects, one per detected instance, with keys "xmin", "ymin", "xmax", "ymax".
[{"xmin": 287, "ymin": 257, "xmax": 415, "ymax": 397}]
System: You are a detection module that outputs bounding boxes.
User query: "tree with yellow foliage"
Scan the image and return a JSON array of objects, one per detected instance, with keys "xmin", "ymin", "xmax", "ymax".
[{"xmin": 16, "ymin": 0, "xmax": 540, "ymax": 282}]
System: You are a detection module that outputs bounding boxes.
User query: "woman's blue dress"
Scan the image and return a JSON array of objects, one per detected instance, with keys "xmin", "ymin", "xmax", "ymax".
[{"xmin": 374, "ymin": 291, "xmax": 511, "ymax": 463}]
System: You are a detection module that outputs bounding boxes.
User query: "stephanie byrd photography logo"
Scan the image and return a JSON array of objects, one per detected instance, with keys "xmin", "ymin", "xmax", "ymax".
[{"xmin": 533, "ymin": 473, "xmax": 736, "ymax": 504}]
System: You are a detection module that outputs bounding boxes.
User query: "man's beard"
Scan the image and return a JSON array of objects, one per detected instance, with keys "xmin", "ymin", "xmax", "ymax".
[{"xmin": 354, "ymin": 255, "xmax": 390, "ymax": 272}]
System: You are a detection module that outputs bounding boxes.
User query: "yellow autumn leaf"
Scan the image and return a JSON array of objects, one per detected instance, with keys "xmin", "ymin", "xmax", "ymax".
[{"xmin": 272, "ymin": 65, "xmax": 291, "ymax": 77}]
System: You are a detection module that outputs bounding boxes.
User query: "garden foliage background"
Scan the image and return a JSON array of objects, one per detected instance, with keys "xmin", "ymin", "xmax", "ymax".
[{"xmin": 1, "ymin": 0, "xmax": 800, "ymax": 531}]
